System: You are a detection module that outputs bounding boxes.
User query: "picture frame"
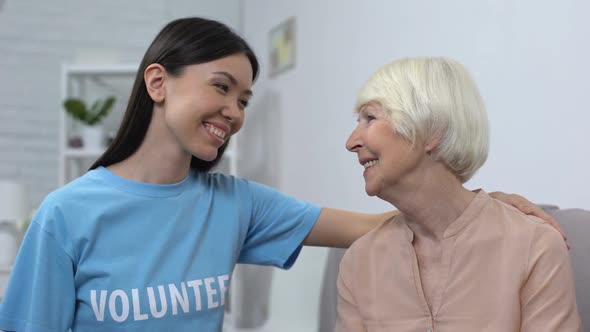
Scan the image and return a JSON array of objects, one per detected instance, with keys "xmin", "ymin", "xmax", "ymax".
[{"xmin": 269, "ymin": 17, "xmax": 296, "ymax": 78}]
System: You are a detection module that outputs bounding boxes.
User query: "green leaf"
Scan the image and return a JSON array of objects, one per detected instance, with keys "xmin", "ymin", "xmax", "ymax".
[
  {"xmin": 63, "ymin": 99, "xmax": 88, "ymax": 123},
  {"xmin": 87, "ymin": 96, "xmax": 116, "ymax": 126},
  {"xmin": 64, "ymin": 96, "xmax": 116, "ymax": 126},
  {"xmin": 89, "ymin": 100, "xmax": 101, "ymax": 114}
]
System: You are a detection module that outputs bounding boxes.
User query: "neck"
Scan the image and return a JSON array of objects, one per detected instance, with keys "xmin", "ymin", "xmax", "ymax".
[
  {"xmin": 381, "ymin": 163, "xmax": 476, "ymax": 241},
  {"xmin": 108, "ymin": 105, "xmax": 192, "ymax": 184}
]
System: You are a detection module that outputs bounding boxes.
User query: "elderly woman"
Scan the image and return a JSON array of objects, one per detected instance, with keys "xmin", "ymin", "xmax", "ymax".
[{"xmin": 336, "ymin": 57, "xmax": 581, "ymax": 331}]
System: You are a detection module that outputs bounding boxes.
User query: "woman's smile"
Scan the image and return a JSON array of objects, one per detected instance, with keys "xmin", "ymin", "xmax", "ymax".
[{"xmin": 203, "ymin": 122, "xmax": 229, "ymax": 145}]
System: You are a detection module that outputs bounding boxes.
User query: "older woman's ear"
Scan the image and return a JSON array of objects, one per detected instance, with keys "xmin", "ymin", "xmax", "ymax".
[{"xmin": 424, "ymin": 135, "xmax": 442, "ymax": 155}]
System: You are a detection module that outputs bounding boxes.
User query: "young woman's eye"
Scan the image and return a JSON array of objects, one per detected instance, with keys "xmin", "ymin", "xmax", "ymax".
[
  {"xmin": 214, "ymin": 83, "xmax": 229, "ymax": 92},
  {"xmin": 366, "ymin": 115, "xmax": 376, "ymax": 122},
  {"xmin": 239, "ymin": 99, "xmax": 249, "ymax": 109}
]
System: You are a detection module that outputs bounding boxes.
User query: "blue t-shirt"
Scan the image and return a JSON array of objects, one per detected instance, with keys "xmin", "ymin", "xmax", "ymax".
[{"xmin": 0, "ymin": 167, "xmax": 320, "ymax": 331}]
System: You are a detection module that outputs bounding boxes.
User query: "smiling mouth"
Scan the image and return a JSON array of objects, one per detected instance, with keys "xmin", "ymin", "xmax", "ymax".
[
  {"xmin": 204, "ymin": 123, "xmax": 227, "ymax": 140},
  {"xmin": 363, "ymin": 159, "xmax": 379, "ymax": 169}
]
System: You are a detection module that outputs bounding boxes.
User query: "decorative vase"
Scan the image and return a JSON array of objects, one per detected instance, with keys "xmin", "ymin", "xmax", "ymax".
[{"xmin": 81, "ymin": 125, "xmax": 105, "ymax": 150}]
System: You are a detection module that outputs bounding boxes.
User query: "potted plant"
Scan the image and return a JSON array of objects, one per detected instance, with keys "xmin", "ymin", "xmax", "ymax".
[{"xmin": 63, "ymin": 96, "xmax": 116, "ymax": 149}]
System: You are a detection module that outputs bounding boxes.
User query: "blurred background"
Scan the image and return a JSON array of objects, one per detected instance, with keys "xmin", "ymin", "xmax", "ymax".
[{"xmin": 0, "ymin": 0, "xmax": 589, "ymax": 331}]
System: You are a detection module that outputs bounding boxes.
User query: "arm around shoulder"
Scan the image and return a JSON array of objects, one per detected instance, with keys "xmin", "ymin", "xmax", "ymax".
[
  {"xmin": 520, "ymin": 224, "xmax": 581, "ymax": 331},
  {"xmin": 303, "ymin": 208, "xmax": 397, "ymax": 248}
]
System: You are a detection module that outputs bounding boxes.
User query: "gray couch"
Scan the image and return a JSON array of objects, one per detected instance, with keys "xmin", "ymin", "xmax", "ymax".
[{"xmin": 318, "ymin": 206, "xmax": 590, "ymax": 331}]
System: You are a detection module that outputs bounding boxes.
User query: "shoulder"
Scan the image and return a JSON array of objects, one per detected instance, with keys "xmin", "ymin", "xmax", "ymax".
[
  {"xmin": 198, "ymin": 172, "xmax": 252, "ymax": 193},
  {"xmin": 30, "ymin": 170, "xmax": 125, "ymax": 238},
  {"xmin": 200, "ymin": 171, "xmax": 242, "ymax": 184},
  {"xmin": 32, "ymin": 171, "xmax": 104, "ymax": 220},
  {"xmin": 485, "ymin": 197, "xmax": 557, "ymax": 234},
  {"xmin": 358, "ymin": 214, "xmax": 405, "ymax": 245},
  {"xmin": 344, "ymin": 216, "xmax": 406, "ymax": 266},
  {"xmin": 339, "ymin": 216, "xmax": 407, "ymax": 296},
  {"xmin": 35, "ymin": 172, "xmax": 98, "ymax": 220},
  {"xmin": 200, "ymin": 173, "xmax": 303, "ymax": 208},
  {"xmin": 45, "ymin": 170, "xmax": 101, "ymax": 201},
  {"xmin": 484, "ymin": 198, "xmax": 566, "ymax": 261}
]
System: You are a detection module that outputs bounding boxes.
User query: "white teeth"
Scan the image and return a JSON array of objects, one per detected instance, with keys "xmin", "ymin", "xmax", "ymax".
[
  {"xmin": 363, "ymin": 160, "xmax": 378, "ymax": 169},
  {"xmin": 205, "ymin": 124, "xmax": 227, "ymax": 139}
]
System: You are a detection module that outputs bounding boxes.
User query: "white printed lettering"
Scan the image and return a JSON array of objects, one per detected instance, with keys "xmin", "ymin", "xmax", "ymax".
[
  {"xmin": 91, "ymin": 290, "xmax": 107, "ymax": 321},
  {"xmin": 90, "ymin": 273, "xmax": 229, "ymax": 323},
  {"xmin": 204, "ymin": 277, "xmax": 219, "ymax": 309},
  {"xmin": 147, "ymin": 286, "xmax": 168, "ymax": 318},
  {"xmin": 217, "ymin": 275, "xmax": 230, "ymax": 306},
  {"xmin": 132, "ymin": 288, "xmax": 149, "ymax": 321},
  {"xmin": 187, "ymin": 279, "xmax": 204, "ymax": 311},
  {"xmin": 169, "ymin": 282, "xmax": 190, "ymax": 315},
  {"xmin": 109, "ymin": 290, "xmax": 130, "ymax": 323}
]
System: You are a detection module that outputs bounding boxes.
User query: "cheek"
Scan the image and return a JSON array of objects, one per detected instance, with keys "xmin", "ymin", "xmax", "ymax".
[
  {"xmin": 163, "ymin": 100, "xmax": 200, "ymax": 134},
  {"xmin": 365, "ymin": 130, "xmax": 387, "ymax": 152},
  {"xmin": 165, "ymin": 102, "xmax": 190, "ymax": 125},
  {"xmin": 164, "ymin": 112, "xmax": 192, "ymax": 140},
  {"xmin": 232, "ymin": 113, "xmax": 245, "ymax": 134}
]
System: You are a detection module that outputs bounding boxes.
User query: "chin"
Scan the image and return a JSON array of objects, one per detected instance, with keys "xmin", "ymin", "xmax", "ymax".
[
  {"xmin": 199, "ymin": 154, "xmax": 218, "ymax": 162},
  {"xmin": 364, "ymin": 186, "xmax": 379, "ymax": 197},
  {"xmin": 192, "ymin": 148, "xmax": 218, "ymax": 162}
]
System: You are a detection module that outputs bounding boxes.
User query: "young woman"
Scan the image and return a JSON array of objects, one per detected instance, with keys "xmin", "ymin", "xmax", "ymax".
[
  {"xmin": 336, "ymin": 57, "xmax": 580, "ymax": 331},
  {"xmin": 0, "ymin": 18, "xmax": 564, "ymax": 331}
]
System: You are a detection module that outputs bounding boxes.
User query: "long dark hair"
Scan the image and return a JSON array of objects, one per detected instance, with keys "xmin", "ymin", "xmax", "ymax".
[{"xmin": 90, "ymin": 17, "xmax": 259, "ymax": 172}]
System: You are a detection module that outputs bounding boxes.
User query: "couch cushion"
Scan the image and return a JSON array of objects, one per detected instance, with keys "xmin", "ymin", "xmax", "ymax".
[{"xmin": 543, "ymin": 207, "xmax": 590, "ymax": 329}]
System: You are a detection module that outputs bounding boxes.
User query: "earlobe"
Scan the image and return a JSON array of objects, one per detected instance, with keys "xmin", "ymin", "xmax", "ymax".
[
  {"xmin": 144, "ymin": 64, "xmax": 167, "ymax": 103},
  {"xmin": 424, "ymin": 135, "xmax": 442, "ymax": 154}
]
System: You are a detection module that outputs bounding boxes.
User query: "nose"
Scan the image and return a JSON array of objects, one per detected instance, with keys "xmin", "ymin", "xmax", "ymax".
[
  {"xmin": 346, "ymin": 125, "xmax": 362, "ymax": 152},
  {"xmin": 221, "ymin": 101, "xmax": 244, "ymax": 128}
]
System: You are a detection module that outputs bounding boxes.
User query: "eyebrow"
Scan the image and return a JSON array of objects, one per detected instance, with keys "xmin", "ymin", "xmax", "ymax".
[
  {"xmin": 212, "ymin": 71, "xmax": 253, "ymax": 97},
  {"xmin": 358, "ymin": 104, "xmax": 371, "ymax": 114}
]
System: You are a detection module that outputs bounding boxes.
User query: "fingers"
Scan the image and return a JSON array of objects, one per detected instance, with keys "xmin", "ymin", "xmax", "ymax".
[{"xmin": 528, "ymin": 205, "xmax": 570, "ymax": 250}]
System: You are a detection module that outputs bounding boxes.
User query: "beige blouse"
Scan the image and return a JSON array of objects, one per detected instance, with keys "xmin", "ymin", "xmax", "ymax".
[{"xmin": 336, "ymin": 191, "xmax": 581, "ymax": 332}]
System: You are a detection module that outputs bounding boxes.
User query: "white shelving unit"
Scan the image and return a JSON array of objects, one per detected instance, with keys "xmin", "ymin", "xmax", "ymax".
[
  {"xmin": 59, "ymin": 63, "xmax": 140, "ymax": 185},
  {"xmin": 0, "ymin": 264, "xmax": 12, "ymax": 302}
]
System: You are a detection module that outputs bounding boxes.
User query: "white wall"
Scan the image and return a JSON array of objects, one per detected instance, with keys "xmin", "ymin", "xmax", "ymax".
[
  {"xmin": 241, "ymin": 0, "xmax": 590, "ymax": 329},
  {"xmin": 0, "ymin": 0, "xmax": 240, "ymax": 209},
  {"xmin": 2, "ymin": 1, "xmax": 588, "ymax": 329}
]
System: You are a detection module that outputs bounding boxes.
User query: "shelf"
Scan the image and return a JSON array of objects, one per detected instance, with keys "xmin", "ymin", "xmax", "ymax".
[
  {"xmin": 63, "ymin": 148, "xmax": 104, "ymax": 159},
  {"xmin": 65, "ymin": 64, "xmax": 139, "ymax": 76},
  {"xmin": 59, "ymin": 63, "xmax": 139, "ymax": 185}
]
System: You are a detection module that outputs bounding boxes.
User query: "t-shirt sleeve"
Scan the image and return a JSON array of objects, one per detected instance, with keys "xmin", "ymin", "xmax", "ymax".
[
  {"xmin": 520, "ymin": 224, "xmax": 582, "ymax": 331},
  {"xmin": 237, "ymin": 180, "xmax": 321, "ymax": 269},
  {"xmin": 0, "ymin": 207, "xmax": 76, "ymax": 332}
]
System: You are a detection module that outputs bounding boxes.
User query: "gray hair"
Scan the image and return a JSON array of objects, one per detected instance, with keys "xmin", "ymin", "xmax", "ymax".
[{"xmin": 355, "ymin": 57, "xmax": 489, "ymax": 182}]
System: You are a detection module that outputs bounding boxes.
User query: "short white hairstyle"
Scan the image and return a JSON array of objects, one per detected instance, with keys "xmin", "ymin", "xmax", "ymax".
[{"xmin": 355, "ymin": 57, "xmax": 489, "ymax": 182}]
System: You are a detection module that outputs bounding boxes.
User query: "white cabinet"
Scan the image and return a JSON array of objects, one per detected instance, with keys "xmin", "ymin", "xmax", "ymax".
[
  {"xmin": 0, "ymin": 265, "xmax": 11, "ymax": 302},
  {"xmin": 59, "ymin": 63, "xmax": 139, "ymax": 185}
]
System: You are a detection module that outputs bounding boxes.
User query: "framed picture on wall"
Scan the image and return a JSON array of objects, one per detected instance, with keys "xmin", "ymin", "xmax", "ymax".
[{"xmin": 269, "ymin": 17, "xmax": 296, "ymax": 78}]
